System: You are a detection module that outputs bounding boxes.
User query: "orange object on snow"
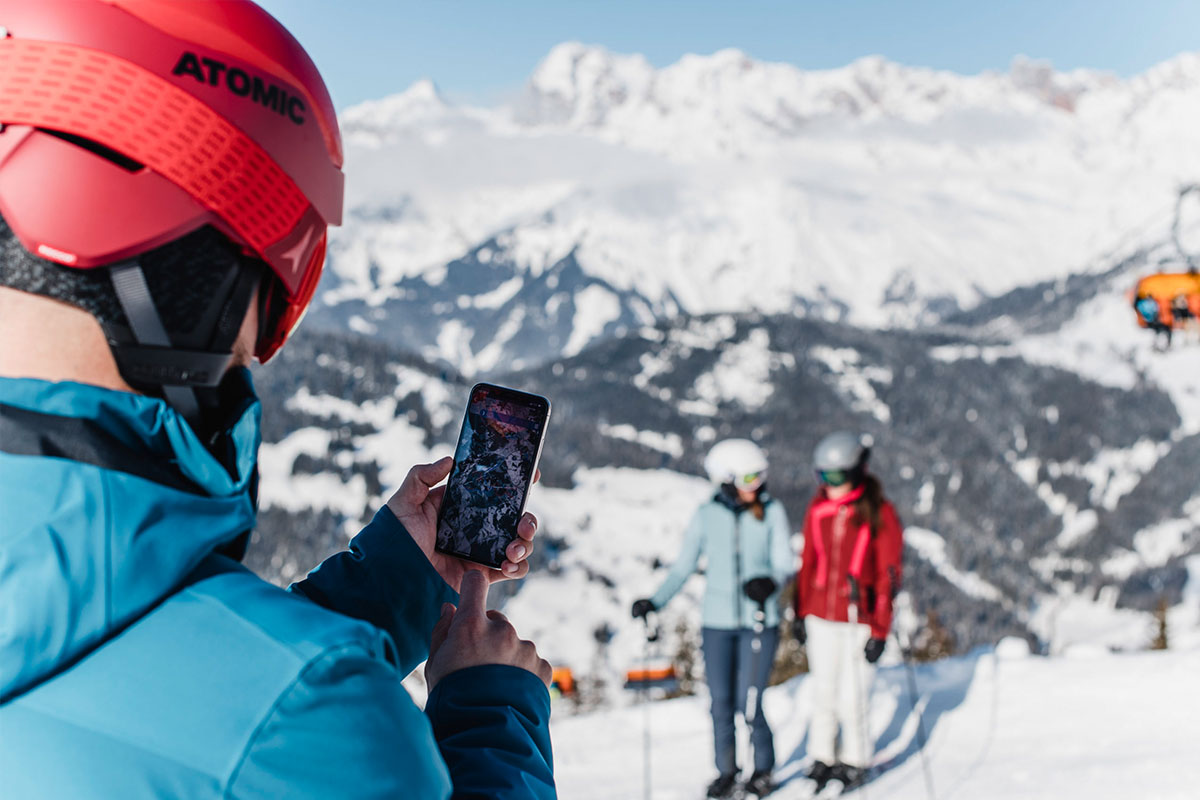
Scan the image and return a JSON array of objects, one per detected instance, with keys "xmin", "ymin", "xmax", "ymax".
[
  {"xmin": 550, "ymin": 666, "xmax": 575, "ymax": 696},
  {"xmin": 623, "ymin": 665, "xmax": 678, "ymax": 689}
]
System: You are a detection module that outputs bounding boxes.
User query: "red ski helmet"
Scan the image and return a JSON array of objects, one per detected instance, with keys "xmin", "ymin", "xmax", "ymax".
[{"xmin": 0, "ymin": 0, "xmax": 343, "ymax": 362}]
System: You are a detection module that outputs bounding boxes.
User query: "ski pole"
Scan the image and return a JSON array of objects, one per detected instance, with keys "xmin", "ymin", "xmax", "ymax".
[
  {"xmin": 892, "ymin": 625, "xmax": 936, "ymax": 800},
  {"xmin": 745, "ymin": 599, "xmax": 767, "ymax": 724},
  {"xmin": 641, "ymin": 615, "xmax": 655, "ymax": 800},
  {"xmin": 847, "ymin": 577, "xmax": 872, "ymax": 800}
]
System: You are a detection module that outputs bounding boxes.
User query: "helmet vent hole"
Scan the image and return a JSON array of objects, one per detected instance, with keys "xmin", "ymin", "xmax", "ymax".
[{"xmin": 39, "ymin": 129, "xmax": 144, "ymax": 173}]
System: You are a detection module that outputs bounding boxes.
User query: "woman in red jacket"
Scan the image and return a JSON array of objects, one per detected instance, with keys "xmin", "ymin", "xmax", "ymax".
[{"xmin": 792, "ymin": 431, "xmax": 903, "ymax": 793}]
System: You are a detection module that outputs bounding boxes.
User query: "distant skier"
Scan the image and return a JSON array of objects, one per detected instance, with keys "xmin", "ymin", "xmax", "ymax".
[
  {"xmin": 1135, "ymin": 294, "xmax": 1173, "ymax": 348},
  {"xmin": 793, "ymin": 432, "xmax": 903, "ymax": 793},
  {"xmin": 632, "ymin": 439, "xmax": 794, "ymax": 798}
]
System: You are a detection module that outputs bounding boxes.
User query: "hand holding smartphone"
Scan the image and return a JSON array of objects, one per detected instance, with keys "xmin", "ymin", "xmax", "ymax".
[{"xmin": 435, "ymin": 383, "xmax": 551, "ymax": 570}]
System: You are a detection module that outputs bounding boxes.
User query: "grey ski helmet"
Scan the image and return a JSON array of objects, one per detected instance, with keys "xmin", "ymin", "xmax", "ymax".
[{"xmin": 813, "ymin": 431, "xmax": 871, "ymax": 486}]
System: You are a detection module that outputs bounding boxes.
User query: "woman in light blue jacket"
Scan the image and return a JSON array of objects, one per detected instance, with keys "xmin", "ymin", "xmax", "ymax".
[{"xmin": 632, "ymin": 439, "xmax": 794, "ymax": 799}]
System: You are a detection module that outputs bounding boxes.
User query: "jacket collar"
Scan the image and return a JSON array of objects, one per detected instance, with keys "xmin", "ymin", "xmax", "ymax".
[
  {"xmin": 713, "ymin": 486, "xmax": 773, "ymax": 514},
  {"xmin": 815, "ymin": 483, "xmax": 864, "ymax": 507}
]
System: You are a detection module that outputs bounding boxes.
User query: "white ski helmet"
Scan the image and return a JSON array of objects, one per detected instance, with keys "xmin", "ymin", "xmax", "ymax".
[{"xmin": 704, "ymin": 439, "xmax": 768, "ymax": 490}]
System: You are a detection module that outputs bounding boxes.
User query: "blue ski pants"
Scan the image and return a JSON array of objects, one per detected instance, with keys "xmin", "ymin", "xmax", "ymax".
[{"xmin": 701, "ymin": 626, "xmax": 780, "ymax": 775}]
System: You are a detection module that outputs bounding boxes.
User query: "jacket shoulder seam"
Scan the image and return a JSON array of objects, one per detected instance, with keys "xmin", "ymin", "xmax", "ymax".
[{"xmin": 223, "ymin": 641, "xmax": 374, "ymax": 797}]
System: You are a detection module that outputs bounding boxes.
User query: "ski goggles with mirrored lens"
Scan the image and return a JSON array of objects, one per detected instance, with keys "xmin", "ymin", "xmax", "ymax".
[
  {"xmin": 817, "ymin": 469, "xmax": 849, "ymax": 486},
  {"xmin": 736, "ymin": 471, "xmax": 763, "ymax": 487}
]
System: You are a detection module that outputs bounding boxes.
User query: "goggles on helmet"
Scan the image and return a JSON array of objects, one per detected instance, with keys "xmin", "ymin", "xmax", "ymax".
[
  {"xmin": 256, "ymin": 231, "xmax": 327, "ymax": 361},
  {"xmin": 736, "ymin": 471, "xmax": 763, "ymax": 487},
  {"xmin": 817, "ymin": 469, "xmax": 849, "ymax": 487}
]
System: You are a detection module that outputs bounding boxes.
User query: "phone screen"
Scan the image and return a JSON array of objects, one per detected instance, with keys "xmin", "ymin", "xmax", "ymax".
[{"xmin": 435, "ymin": 383, "xmax": 550, "ymax": 569}]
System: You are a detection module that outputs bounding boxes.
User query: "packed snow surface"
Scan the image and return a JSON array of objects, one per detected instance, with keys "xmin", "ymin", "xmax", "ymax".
[{"xmin": 552, "ymin": 639, "xmax": 1200, "ymax": 799}]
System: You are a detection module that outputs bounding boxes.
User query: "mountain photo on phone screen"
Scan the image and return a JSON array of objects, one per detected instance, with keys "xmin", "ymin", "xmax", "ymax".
[{"xmin": 436, "ymin": 385, "xmax": 547, "ymax": 568}]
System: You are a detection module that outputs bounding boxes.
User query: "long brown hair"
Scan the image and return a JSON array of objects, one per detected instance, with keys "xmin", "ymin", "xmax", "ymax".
[
  {"xmin": 854, "ymin": 472, "xmax": 884, "ymax": 535},
  {"xmin": 719, "ymin": 484, "xmax": 766, "ymax": 520},
  {"xmin": 748, "ymin": 496, "xmax": 765, "ymax": 521}
]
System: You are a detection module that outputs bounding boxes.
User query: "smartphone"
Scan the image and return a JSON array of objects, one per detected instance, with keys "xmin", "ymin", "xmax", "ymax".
[{"xmin": 435, "ymin": 383, "xmax": 551, "ymax": 569}]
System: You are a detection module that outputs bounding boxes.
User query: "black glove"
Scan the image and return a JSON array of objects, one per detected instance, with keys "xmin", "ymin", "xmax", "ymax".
[
  {"xmin": 864, "ymin": 637, "xmax": 885, "ymax": 664},
  {"xmin": 631, "ymin": 598, "xmax": 656, "ymax": 620},
  {"xmin": 742, "ymin": 576, "xmax": 777, "ymax": 604},
  {"xmin": 791, "ymin": 617, "xmax": 807, "ymax": 645}
]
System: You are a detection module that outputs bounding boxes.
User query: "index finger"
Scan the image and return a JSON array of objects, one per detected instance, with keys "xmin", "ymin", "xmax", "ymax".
[
  {"xmin": 456, "ymin": 569, "xmax": 490, "ymax": 619},
  {"xmin": 429, "ymin": 603, "xmax": 455, "ymax": 656}
]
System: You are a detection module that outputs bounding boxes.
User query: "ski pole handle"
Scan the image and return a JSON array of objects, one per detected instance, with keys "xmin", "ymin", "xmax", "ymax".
[{"xmin": 846, "ymin": 575, "xmax": 862, "ymax": 625}]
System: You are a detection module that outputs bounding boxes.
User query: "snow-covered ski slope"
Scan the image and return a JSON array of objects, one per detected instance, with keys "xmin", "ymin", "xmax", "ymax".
[{"xmin": 554, "ymin": 599, "xmax": 1200, "ymax": 799}]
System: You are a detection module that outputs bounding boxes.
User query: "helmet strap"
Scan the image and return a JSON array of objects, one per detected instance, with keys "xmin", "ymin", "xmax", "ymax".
[
  {"xmin": 105, "ymin": 259, "xmax": 259, "ymax": 428},
  {"xmin": 109, "ymin": 261, "xmax": 203, "ymax": 420}
]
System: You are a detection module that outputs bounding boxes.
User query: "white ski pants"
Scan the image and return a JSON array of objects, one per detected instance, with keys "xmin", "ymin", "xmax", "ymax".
[{"xmin": 805, "ymin": 615, "xmax": 876, "ymax": 768}]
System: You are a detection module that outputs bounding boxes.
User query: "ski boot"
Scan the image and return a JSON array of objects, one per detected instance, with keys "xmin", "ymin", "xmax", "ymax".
[
  {"xmin": 832, "ymin": 763, "xmax": 868, "ymax": 794},
  {"xmin": 806, "ymin": 760, "xmax": 835, "ymax": 792},
  {"xmin": 743, "ymin": 768, "xmax": 775, "ymax": 797},
  {"xmin": 706, "ymin": 771, "xmax": 740, "ymax": 798}
]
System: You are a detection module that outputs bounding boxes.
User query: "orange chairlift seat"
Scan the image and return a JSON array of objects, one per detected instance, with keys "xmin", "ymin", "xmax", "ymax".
[{"xmin": 1132, "ymin": 271, "xmax": 1200, "ymax": 329}]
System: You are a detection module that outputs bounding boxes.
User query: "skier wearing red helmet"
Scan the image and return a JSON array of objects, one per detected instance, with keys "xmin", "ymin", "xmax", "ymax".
[{"xmin": 0, "ymin": 2, "xmax": 554, "ymax": 798}]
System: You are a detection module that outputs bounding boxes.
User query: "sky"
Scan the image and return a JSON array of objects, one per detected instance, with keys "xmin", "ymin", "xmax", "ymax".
[{"xmin": 254, "ymin": 0, "xmax": 1200, "ymax": 111}]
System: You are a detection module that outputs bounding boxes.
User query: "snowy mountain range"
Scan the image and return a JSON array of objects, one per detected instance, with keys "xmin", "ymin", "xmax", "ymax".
[
  {"xmin": 314, "ymin": 44, "xmax": 1200, "ymax": 374},
  {"xmin": 246, "ymin": 45, "xmax": 1200, "ymax": 717}
]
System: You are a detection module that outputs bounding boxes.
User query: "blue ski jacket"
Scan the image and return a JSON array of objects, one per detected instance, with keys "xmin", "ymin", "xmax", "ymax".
[
  {"xmin": 0, "ymin": 371, "xmax": 555, "ymax": 799},
  {"xmin": 650, "ymin": 492, "xmax": 794, "ymax": 629}
]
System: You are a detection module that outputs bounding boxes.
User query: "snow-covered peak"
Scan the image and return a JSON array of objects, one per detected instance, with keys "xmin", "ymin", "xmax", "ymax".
[
  {"xmin": 1006, "ymin": 55, "xmax": 1117, "ymax": 112},
  {"xmin": 510, "ymin": 45, "xmax": 1124, "ymax": 155},
  {"xmin": 1131, "ymin": 50, "xmax": 1200, "ymax": 92},
  {"xmin": 518, "ymin": 42, "xmax": 656, "ymax": 127},
  {"xmin": 340, "ymin": 78, "xmax": 497, "ymax": 147},
  {"xmin": 342, "ymin": 78, "xmax": 448, "ymax": 125}
]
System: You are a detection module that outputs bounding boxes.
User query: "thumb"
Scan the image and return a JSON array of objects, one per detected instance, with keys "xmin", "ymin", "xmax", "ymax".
[
  {"xmin": 397, "ymin": 456, "xmax": 454, "ymax": 506},
  {"xmin": 456, "ymin": 569, "xmax": 489, "ymax": 620}
]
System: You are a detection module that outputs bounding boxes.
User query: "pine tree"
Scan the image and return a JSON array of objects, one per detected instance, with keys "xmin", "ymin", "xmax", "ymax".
[
  {"xmin": 911, "ymin": 609, "xmax": 956, "ymax": 663},
  {"xmin": 667, "ymin": 617, "xmax": 700, "ymax": 698},
  {"xmin": 770, "ymin": 579, "xmax": 808, "ymax": 685},
  {"xmin": 1151, "ymin": 595, "xmax": 1169, "ymax": 651}
]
